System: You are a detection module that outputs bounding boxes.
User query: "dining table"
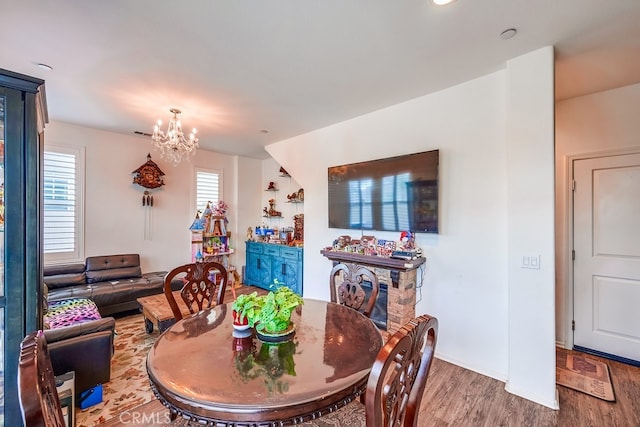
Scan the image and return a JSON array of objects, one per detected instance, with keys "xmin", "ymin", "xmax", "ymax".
[{"xmin": 146, "ymin": 298, "xmax": 384, "ymax": 425}]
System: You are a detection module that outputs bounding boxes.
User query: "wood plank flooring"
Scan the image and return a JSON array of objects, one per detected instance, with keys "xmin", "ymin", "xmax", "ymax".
[
  {"xmin": 105, "ymin": 285, "xmax": 640, "ymax": 426},
  {"xmin": 420, "ymin": 349, "xmax": 640, "ymax": 426},
  {"xmin": 105, "ymin": 348, "xmax": 639, "ymax": 427}
]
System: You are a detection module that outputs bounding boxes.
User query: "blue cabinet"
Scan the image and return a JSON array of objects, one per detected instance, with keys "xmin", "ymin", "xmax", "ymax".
[{"xmin": 245, "ymin": 241, "xmax": 303, "ymax": 295}]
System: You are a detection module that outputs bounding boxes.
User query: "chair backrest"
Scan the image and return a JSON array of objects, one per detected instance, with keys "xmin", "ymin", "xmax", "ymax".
[
  {"xmin": 18, "ymin": 330, "xmax": 66, "ymax": 427},
  {"xmin": 329, "ymin": 262, "xmax": 380, "ymax": 318},
  {"xmin": 164, "ymin": 261, "xmax": 228, "ymax": 321},
  {"xmin": 365, "ymin": 314, "xmax": 438, "ymax": 427}
]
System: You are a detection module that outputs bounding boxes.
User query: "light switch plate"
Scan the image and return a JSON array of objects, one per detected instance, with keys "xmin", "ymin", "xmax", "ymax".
[{"xmin": 521, "ymin": 255, "xmax": 541, "ymax": 269}]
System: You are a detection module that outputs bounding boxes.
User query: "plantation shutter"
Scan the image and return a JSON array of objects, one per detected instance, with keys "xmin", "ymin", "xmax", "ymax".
[
  {"xmin": 196, "ymin": 170, "xmax": 221, "ymax": 212},
  {"xmin": 43, "ymin": 151, "xmax": 77, "ymax": 253}
]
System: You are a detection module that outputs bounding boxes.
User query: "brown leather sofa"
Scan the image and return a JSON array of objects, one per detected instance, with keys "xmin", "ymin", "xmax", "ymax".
[
  {"xmin": 42, "ymin": 253, "xmax": 176, "ymax": 396},
  {"xmin": 44, "ymin": 254, "xmax": 169, "ymax": 316}
]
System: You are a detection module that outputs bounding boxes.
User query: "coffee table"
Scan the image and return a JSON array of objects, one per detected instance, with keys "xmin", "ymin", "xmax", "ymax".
[
  {"xmin": 138, "ymin": 285, "xmax": 264, "ymax": 333},
  {"xmin": 137, "ymin": 291, "xmax": 191, "ymax": 333}
]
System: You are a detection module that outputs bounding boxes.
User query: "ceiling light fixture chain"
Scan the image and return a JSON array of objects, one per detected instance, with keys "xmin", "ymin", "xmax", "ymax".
[{"xmin": 151, "ymin": 107, "xmax": 199, "ymax": 166}]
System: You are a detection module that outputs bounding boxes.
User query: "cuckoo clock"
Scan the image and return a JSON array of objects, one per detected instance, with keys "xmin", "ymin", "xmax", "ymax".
[{"xmin": 132, "ymin": 154, "xmax": 165, "ymax": 189}]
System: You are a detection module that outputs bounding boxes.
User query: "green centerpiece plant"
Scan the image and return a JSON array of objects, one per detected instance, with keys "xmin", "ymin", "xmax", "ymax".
[{"xmin": 231, "ymin": 280, "xmax": 303, "ymax": 335}]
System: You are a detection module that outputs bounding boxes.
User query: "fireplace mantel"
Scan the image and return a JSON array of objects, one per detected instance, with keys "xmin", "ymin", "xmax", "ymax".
[
  {"xmin": 321, "ymin": 250, "xmax": 425, "ymax": 289},
  {"xmin": 320, "ymin": 250, "xmax": 425, "ymax": 272}
]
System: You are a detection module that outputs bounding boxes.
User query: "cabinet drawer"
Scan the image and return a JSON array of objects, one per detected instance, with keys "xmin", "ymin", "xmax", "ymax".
[
  {"xmin": 263, "ymin": 245, "xmax": 281, "ymax": 256},
  {"xmin": 279, "ymin": 247, "xmax": 301, "ymax": 260},
  {"xmin": 247, "ymin": 242, "xmax": 263, "ymax": 254}
]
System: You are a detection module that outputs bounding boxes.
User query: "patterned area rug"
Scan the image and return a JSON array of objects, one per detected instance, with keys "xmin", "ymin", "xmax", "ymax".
[
  {"xmin": 556, "ymin": 347, "xmax": 616, "ymax": 402},
  {"xmin": 76, "ymin": 312, "xmax": 158, "ymax": 426},
  {"xmin": 101, "ymin": 398, "xmax": 366, "ymax": 426}
]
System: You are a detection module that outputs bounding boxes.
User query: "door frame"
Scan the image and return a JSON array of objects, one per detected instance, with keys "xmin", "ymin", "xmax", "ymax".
[{"xmin": 563, "ymin": 146, "xmax": 640, "ymax": 351}]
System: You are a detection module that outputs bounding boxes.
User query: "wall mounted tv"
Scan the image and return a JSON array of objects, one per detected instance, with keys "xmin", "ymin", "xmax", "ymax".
[{"xmin": 328, "ymin": 150, "xmax": 439, "ymax": 233}]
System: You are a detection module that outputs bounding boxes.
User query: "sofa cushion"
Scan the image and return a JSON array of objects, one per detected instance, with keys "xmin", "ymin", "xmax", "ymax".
[
  {"xmin": 89, "ymin": 277, "xmax": 163, "ymax": 308},
  {"xmin": 44, "ymin": 298, "xmax": 102, "ymax": 329},
  {"xmin": 85, "ymin": 254, "xmax": 143, "ymax": 283},
  {"xmin": 86, "ymin": 266, "xmax": 142, "ymax": 283},
  {"xmin": 85, "ymin": 254, "xmax": 141, "ymax": 271},
  {"xmin": 44, "ymin": 263, "xmax": 86, "ymax": 276},
  {"xmin": 43, "ymin": 263, "xmax": 87, "ymax": 289}
]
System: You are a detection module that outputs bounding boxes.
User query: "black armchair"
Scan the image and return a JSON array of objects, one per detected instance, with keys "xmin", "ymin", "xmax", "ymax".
[{"xmin": 44, "ymin": 317, "xmax": 115, "ymax": 395}]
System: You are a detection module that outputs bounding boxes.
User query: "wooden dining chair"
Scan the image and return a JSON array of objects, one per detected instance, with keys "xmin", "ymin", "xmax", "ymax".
[
  {"xmin": 300, "ymin": 314, "xmax": 438, "ymax": 427},
  {"xmin": 329, "ymin": 262, "xmax": 380, "ymax": 318},
  {"xmin": 365, "ymin": 314, "xmax": 438, "ymax": 427},
  {"xmin": 18, "ymin": 330, "xmax": 66, "ymax": 427},
  {"xmin": 164, "ymin": 261, "xmax": 229, "ymax": 321}
]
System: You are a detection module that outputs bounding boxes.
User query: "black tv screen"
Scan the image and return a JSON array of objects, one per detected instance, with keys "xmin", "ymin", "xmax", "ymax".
[{"xmin": 328, "ymin": 150, "xmax": 439, "ymax": 233}]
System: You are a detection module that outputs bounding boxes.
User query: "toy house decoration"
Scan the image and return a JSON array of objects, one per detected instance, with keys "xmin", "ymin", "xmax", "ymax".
[
  {"xmin": 200, "ymin": 201, "xmax": 228, "ymax": 256},
  {"xmin": 190, "ymin": 201, "xmax": 240, "ymax": 286},
  {"xmin": 190, "ymin": 201, "xmax": 233, "ymax": 260},
  {"xmin": 189, "ymin": 211, "xmax": 206, "ymax": 262}
]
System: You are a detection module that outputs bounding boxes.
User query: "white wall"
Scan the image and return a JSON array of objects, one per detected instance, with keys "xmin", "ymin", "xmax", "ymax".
[
  {"xmin": 268, "ymin": 48, "xmax": 557, "ymax": 408},
  {"xmin": 44, "ymin": 121, "xmax": 243, "ymax": 273},
  {"xmin": 555, "ymin": 82, "xmax": 640, "ymax": 347},
  {"xmin": 504, "ymin": 47, "xmax": 557, "ymax": 408},
  {"xmin": 236, "ymin": 156, "xmax": 264, "ymax": 274}
]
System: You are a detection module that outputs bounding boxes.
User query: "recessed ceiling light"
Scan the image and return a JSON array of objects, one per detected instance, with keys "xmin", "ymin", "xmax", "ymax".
[
  {"xmin": 500, "ymin": 28, "xmax": 517, "ymax": 40},
  {"xmin": 432, "ymin": 0, "xmax": 455, "ymax": 5},
  {"xmin": 37, "ymin": 63, "xmax": 53, "ymax": 71}
]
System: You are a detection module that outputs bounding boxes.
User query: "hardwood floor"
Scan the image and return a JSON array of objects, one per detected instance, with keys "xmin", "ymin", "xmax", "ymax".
[
  {"xmin": 105, "ymin": 348, "xmax": 638, "ymax": 426},
  {"xmin": 420, "ymin": 349, "xmax": 640, "ymax": 426},
  {"xmin": 102, "ymin": 285, "xmax": 639, "ymax": 427}
]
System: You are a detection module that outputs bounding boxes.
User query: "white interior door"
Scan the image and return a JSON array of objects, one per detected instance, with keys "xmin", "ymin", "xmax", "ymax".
[{"xmin": 573, "ymin": 152, "xmax": 640, "ymax": 363}]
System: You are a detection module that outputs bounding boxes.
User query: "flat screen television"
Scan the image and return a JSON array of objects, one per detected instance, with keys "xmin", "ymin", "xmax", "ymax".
[{"xmin": 328, "ymin": 150, "xmax": 439, "ymax": 233}]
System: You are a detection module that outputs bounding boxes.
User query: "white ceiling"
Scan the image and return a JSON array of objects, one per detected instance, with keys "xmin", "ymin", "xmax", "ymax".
[{"xmin": 2, "ymin": 1, "xmax": 640, "ymax": 159}]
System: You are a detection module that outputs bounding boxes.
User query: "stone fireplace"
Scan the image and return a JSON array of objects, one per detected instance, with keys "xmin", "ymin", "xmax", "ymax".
[{"xmin": 321, "ymin": 250, "xmax": 424, "ymax": 335}]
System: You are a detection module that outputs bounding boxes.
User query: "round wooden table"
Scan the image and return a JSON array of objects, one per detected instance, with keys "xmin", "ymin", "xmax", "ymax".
[{"xmin": 147, "ymin": 298, "xmax": 383, "ymax": 425}]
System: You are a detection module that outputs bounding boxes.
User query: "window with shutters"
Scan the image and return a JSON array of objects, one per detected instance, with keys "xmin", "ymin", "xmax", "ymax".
[
  {"xmin": 196, "ymin": 169, "xmax": 222, "ymax": 213},
  {"xmin": 348, "ymin": 178, "xmax": 373, "ymax": 229},
  {"xmin": 43, "ymin": 146, "xmax": 85, "ymax": 263}
]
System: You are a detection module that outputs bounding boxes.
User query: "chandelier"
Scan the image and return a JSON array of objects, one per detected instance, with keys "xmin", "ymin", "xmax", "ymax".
[{"xmin": 151, "ymin": 108, "xmax": 199, "ymax": 166}]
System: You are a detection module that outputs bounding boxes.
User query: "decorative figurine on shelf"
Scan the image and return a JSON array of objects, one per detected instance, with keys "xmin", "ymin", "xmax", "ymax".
[
  {"xmin": 264, "ymin": 199, "xmax": 281, "ymax": 217},
  {"xmin": 267, "ymin": 181, "xmax": 277, "ymax": 190},
  {"xmin": 286, "ymin": 188, "xmax": 304, "ymax": 202},
  {"xmin": 247, "ymin": 226, "xmax": 253, "ymax": 241},
  {"xmin": 293, "ymin": 213, "xmax": 304, "ymax": 244},
  {"xmin": 279, "ymin": 166, "xmax": 290, "ymax": 177},
  {"xmin": 399, "ymin": 231, "xmax": 415, "ymax": 250}
]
